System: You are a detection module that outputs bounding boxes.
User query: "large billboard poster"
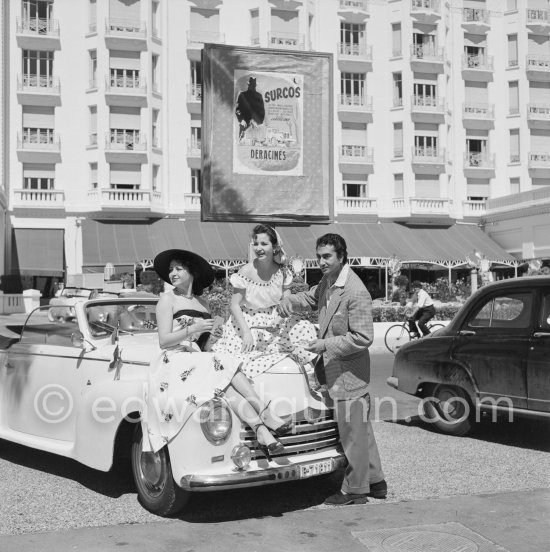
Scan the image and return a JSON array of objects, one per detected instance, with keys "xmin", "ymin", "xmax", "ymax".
[{"xmin": 202, "ymin": 45, "xmax": 333, "ymax": 223}]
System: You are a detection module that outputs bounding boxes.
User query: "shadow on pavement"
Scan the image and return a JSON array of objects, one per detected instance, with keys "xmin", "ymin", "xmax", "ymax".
[{"xmin": 390, "ymin": 415, "xmax": 550, "ymax": 452}]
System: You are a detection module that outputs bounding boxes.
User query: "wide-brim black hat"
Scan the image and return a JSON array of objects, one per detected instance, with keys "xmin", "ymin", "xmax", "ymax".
[{"xmin": 153, "ymin": 249, "xmax": 214, "ymax": 291}]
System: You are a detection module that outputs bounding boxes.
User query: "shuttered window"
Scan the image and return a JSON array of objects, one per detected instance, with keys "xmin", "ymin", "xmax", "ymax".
[
  {"xmin": 109, "ymin": 0, "xmax": 140, "ymax": 20},
  {"xmin": 508, "ymin": 35, "xmax": 518, "ymax": 67},
  {"xmin": 22, "ymin": 105, "xmax": 54, "ymax": 127},
  {"xmin": 528, "ymin": 35, "xmax": 550, "ymax": 56},
  {"xmin": 109, "ymin": 106, "xmax": 140, "ymax": 129},
  {"xmin": 342, "ymin": 123, "xmax": 367, "ymax": 146},
  {"xmin": 530, "ymin": 129, "xmax": 550, "ymax": 151},
  {"xmin": 394, "ymin": 174, "xmax": 404, "ymax": 198},
  {"xmin": 414, "ymin": 175, "xmax": 440, "ymax": 198},
  {"xmin": 467, "ymin": 179, "xmax": 490, "ymax": 200},
  {"xmin": 110, "ymin": 50, "xmax": 140, "ymax": 70},
  {"xmin": 509, "ymin": 81, "xmax": 519, "ymax": 114},
  {"xmin": 190, "ymin": 8, "xmax": 219, "ymax": 32},
  {"xmin": 392, "ymin": 23, "xmax": 401, "ymax": 56},
  {"xmin": 529, "ymin": 81, "xmax": 550, "ymax": 103},
  {"xmin": 510, "ymin": 129, "xmax": 520, "ymax": 163},
  {"xmin": 465, "ymin": 81, "xmax": 488, "ymax": 104},
  {"xmin": 110, "ymin": 163, "xmax": 141, "ymax": 187},
  {"xmin": 270, "ymin": 9, "xmax": 298, "ymax": 33},
  {"xmin": 393, "ymin": 123, "xmax": 403, "ymax": 157}
]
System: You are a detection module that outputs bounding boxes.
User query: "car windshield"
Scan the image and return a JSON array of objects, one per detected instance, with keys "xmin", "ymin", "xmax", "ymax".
[{"xmin": 86, "ymin": 301, "xmax": 158, "ymax": 338}]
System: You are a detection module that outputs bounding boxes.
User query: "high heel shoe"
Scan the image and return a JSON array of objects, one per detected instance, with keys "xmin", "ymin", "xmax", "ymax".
[
  {"xmin": 253, "ymin": 424, "xmax": 284, "ymax": 460},
  {"xmin": 260, "ymin": 401, "xmax": 294, "ymax": 437}
]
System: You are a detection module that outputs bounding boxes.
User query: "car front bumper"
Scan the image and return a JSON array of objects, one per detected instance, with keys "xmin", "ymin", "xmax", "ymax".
[{"xmin": 180, "ymin": 453, "xmax": 347, "ymax": 492}]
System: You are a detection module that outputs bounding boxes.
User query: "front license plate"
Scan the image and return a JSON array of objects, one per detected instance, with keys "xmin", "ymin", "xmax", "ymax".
[{"xmin": 298, "ymin": 459, "xmax": 333, "ymax": 479}]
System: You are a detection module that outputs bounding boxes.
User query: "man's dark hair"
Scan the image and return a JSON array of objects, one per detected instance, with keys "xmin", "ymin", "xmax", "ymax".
[
  {"xmin": 412, "ymin": 280, "xmax": 422, "ymax": 288},
  {"xmin": 316, "ymin": 233, "xmax": 348, "ymax": 264}
]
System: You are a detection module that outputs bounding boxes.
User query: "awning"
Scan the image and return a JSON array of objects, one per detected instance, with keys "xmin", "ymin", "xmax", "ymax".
[
  {"xmin": 82, "ymin": 219, "xmax": 516, "ymax": 270},
  {"xmin": 12, "ymin": 228, "xmax": 65, "ymax": 277},
  {"xmin": 278, "ymin": 222, "xmax": 516, "ymax": 265},
  {"xmin": 82, "ymin": 219, "xmax": 252, "ymax": 270}
]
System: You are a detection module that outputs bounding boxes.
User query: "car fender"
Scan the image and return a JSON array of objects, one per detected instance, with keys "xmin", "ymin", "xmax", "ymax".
[{"xmin": 74, "ymin": 377, "xmax": 145, "ymax": 471}]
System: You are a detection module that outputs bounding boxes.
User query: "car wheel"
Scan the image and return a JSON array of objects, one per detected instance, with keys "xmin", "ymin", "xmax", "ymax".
[
  {"xmin": 131, "ymin": 424, "xmax": 190, "ymax": 516},
  {"xmin": 423, "ymin": 384, "xmax": 474, "ymax": 436}
]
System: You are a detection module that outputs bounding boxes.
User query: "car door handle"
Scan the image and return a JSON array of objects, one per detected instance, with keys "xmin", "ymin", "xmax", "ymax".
[
  {"xmin": 458, "ymin": 330, "xmax": 476, "ymax": 336},
  {"xmin": 533, "ymin": 332, "xmax": 550, "ymax": 338}
]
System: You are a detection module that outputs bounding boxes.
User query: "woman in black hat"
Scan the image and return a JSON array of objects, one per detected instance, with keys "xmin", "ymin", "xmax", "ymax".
[{"xmin": 145, "ymin": 248, "xmax": 291, "ymax": 459}]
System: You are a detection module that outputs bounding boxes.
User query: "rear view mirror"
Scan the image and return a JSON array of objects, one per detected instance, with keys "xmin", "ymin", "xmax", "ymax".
[{"xmin": 71, "ymin": 331, "xmax": 96, "ymax": 351}]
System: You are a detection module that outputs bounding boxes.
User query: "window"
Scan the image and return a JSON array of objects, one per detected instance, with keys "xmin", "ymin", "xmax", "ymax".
[
  {"xmin": 152, "ymin": 54, "xmax": 159, "ymax": 93},
  {"xmin": 510, "ymin": 177, "xmax": 520, "ymax": 194},
  {"xmin": 343, "ymin": 181, "xmax": 367, "ymax": 198},
  {"xmin": 191, "ymin": 126, "xmax": 201, "ymax": 149},
  {"xmin": 413, "ymin": 83, "xmax": 437, "ymax": 106},
  {"xmin": 394, "ymin": 174, "xmax": 404, "ymax": 198},
  {"xmin": 414, "ymin": 135, "xmax": 438, "ymax": 155},
  {"xmin": 88, "ymin": 0, "xmax": 97, "ymax": 33},
  {"xmin": 340, "ymin": 73, "xmax": 365, "ymax": 104},
  {"xmin": 251, "ymin": 9, "xmax": 259, "ymax": 44},
  {"xmin": 340, "ymin": 22, "xmax": 365, "ymax": 55},
  {"xmin": 391, "ymin": 23, "xmax": 401, "ymax": 57},
  {"xmin": 109, "ymin": 129, "xmax": 141, "ymax": 149},
  {"xmin": 392, "ymin": 72, "xmax": 402, "ymax": 107},
  {"xmin": 90, "ymin": 162, "xmax": 98, "ymax": 189},
  {"xmin": 89, "ymin": 49, "xmax": 97, "ymax": 88},
  {"xmin": 152, "ymin": 109, "xmax": 159, "ymax": 148},
  {"xmin": 190, "ymin": 61, "xmax": 202, "ymax": 100},
  {"xmin": 22, "ymin": 0, "xmax": 53, "ymax": 30},
  {"xmin": 24, "ymin": 175, "xmax": 54, "ymax": 190},
  {"xmin": 89, "ymin": 105, "xmax": 97, "ymax": 146},
  {"xmin": 152, "ymin": 1, "xmax": 160, "ymax": 38},
  {"xmin": 191, "ymin": 169, "xmax": 202, "ymax": 194},
  {"xmin": 21, "ymin": 127, "xmax": 54, "ymax": 144},
  {"xmin": 508, "ymin": 81, "xmax": 519, "ymax": 115},
  {"xmin": 412, "ymin": 33, "xmax": 436, "ymax": 57},
  {"xmin": 506, "ymin": 0, "xmax": 517, "ymax": 12},
  {"xmin": 468, "ymin": 293, "xmax": 533, "ymax": 330},
  {"xmin": 507, "ymin": 34, "xmax": 518, "ymax": 67},
  {"xmin": 466, "ymin": 138, "xmax": 487, "ymax": 165},
  {"xmin": 393, "ymin": 123, "xmax": 403, "ymax": 158},
  {"xmin": 509, "ymin": 129, "xmax": 520, "ymax": 163},
  {"xmin": 23, "ymin": 163, "xmax": 55, "ymax": 189},
  {"xmin": 152, "ymin": 164, "xmax": 159, "ymax": 191},
  {"xmin": 22, "ymin": 50, "xmax": 53, "ymax": 86},
  {"xmin": 110, "ymin": 68, "xmax": 140, "ymax": 88}
]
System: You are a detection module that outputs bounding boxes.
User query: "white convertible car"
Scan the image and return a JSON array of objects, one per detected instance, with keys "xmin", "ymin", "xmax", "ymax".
[{"xmin": 0, "ymin": 297, "xmax": 345, "ymax": 516}]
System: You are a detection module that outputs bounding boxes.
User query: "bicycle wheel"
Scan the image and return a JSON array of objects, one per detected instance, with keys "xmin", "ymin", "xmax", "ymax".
[{"xmin": 385, "ymin": 324, "xmax": 411, "ymax": 353}]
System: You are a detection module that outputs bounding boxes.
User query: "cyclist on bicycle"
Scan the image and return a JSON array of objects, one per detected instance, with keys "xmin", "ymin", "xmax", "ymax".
[{"xmin": 406, "ymin": 280, "xmax": 435, "ymax": 338}]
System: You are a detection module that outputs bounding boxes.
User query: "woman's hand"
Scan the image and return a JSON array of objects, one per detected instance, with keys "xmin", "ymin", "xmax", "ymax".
[
  {"xmin": 241, "ymin": 330, "xmax": 255, "ymax": 352},
  {"xmin": 192, "ymin": 318, "xmax": 214, "ymax": 335}
]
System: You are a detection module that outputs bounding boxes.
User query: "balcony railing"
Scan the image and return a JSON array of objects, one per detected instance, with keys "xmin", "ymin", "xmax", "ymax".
[
  {"xmin": 336, "ymin": 197, "xmax": 377, "ymax": 213},
  {"xmin": 526, "ymin": 8, "xmax": 549, "ymax": 24},
  {"xmin": 411, "ymin": 0, "xmax": 440, "ymax": 11},
  {"xmin": 462, "ymin": 8, "xmax": 489, "ymax": 23},
  {"xmin": 486, "ymin": 186, "xmax": 550, "ymax": 213},
  {"xmin": 16, "ymin": 17, "xmax": 59, "ymax": 36},
  {"xmin": 526, "ymin": 55, "xmax": 550, "ymax": 71},
  {"xmin": 184, "ymin": 193, "xmax": 201, "ymax": 210},
  {"xmin": 462, "ymin": 103, "xmax": 495, "ymax": 118},
  {"xmin": 105, "ymin": 131, "xmax": 147, "ymax": 151},
  {"xmin": 528, "ymin": 152, "xmax": 550, "ymax": 167},
  {"xmin": 338, "ymin": 43, "xmax": 372, "ymax": 59},
  {"xmin": 339, "ymin": 0, "xmax": 369, "ymax": 11},
  {"xmin": 105, "ymin": 74, "xmax": 146, "ymax": 93},
  {"xmin": 462, "ymin": 54, "xmax": 494, "ymax": 71},
  {"xmin": 17, "ymin": 131, "xmax": 60, "ymax": 150},
  {"xmin": 88, "ymin": 188, "xmax": 158, "ymax": 207},
  {"xmin": 340, "ymin": 145, "xmax": 373, "ymax": 162},
  {"xmin": 105, "ymin": 18, "xmax": 146, "ymax": 37},
  {"xmin": 187, "ymin": 30, "xmax": 225, "ymax": 44},
  {"xmin": 412, "ymin": 146, "xmax": 445, "ymax": 163},
  {"xmin": 410, "ymin": 197, "xmax": 450, "ymax": 214},
  {"xmin": 527, "ymin": 103, "xmax": 550, "ymax": 120},
  {"xmin": 411, "ymin": 95, "xmax": 444, "ymax": 111},
  {"xmin": 268, "ymin": 32, "xmax": 305, "ymax": 49},
  {"xmin": 338, "ymin": 94, "xmax": 372, "ymax": 109},
  {"xmin": 13, "ymin": 189, "xmax": 64, "ymax": 205},
  {"xmin": 187, "ymin": 140, "xmax": 202, "ymax": 156},
  {"xmin": 463, "ymin": 200, "xmax": 486, "ymax": 216},
  {"xmin": 410, "ymin": 44, "xmax": 444, "ymax": 62},
  {"xmin": 464, "ymin": 152, "xmax": 495, "ymax": 168},
  {"xmin": 188, "ymin": 84, "xmax": 202, "ymax": 102},
  {"xmin": 17, "ymin": 74, "xmax": 60, "ymax": 93}
]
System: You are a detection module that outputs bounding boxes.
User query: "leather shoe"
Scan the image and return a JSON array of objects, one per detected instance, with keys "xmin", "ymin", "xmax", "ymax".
[
  {"xmin": 367, "ymin": 479, "xmax": 388, "ymax": 499},
  {"xmin": 323, "ymin": 491, "xmax": 368, "ymax": 506}
]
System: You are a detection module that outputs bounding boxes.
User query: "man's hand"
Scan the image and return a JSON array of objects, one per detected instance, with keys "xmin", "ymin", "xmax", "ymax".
[
  {"xmin": 278, "ymin": 296, "xmax": 295, "ymax": 317},
  {"xmin": 305, "ymin": 339, "xmax": 326, "ymax": 355}
]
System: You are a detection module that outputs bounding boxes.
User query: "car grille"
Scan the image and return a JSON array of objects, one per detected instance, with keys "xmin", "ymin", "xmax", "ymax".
[{"xmin": 241, "ymin": 409, "xmax": 340, "ymax": 460}]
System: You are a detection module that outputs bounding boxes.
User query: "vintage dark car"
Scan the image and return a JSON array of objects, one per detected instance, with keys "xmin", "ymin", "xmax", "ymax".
[{"xmin": 388, "ymin": 276, "xmax": 550, "ymax": 436}]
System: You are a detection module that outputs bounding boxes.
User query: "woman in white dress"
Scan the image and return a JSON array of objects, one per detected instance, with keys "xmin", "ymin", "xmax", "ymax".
[
  {"xmin": 213, "ymin": 224, "xmax": 317, "ymax": 377},
  {"xmin": 141, "ymin": 248, "xmax": 291, "ymax": 459}
]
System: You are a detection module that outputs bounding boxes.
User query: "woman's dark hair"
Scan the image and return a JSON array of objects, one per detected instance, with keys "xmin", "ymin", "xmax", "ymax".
[
  {"xmin": 316, "ymin": 233, "xmax": 348, "ymax": 265},
  {"xmin": 412, "ymin": 280, "xmax": 422, "ymax": 289},
  {"xmin": 171, "ymin": 256, "xmax": 206, "ymax": 295},
  {"xmin": 252, "ymin": 224, "xmax": 279, "ymax": 247}
]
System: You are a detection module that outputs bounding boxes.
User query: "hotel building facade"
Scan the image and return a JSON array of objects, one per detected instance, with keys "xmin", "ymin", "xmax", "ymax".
[{"xmin": 1, "ymin": 0, "xmax": 549, "ymax": 291}]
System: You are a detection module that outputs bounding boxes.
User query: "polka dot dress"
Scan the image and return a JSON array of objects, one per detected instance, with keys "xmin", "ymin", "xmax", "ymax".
[{"xmin": 213, "ymin": 267, "xmax": 318, "ymax": 377}]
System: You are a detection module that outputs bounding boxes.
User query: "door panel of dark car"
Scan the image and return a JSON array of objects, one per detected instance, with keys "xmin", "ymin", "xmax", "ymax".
[
  {"xmin": 450, "ymin": 290, "xmax": 534, "ymax": 409},
  {"xmin": 527, "ymin": 288, "xmax": 550, "ymax": 412}
]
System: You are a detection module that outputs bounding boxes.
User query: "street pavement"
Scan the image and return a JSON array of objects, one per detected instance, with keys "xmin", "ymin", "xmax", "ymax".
[{"xmin": 0, "ymin": 312, "xmax": 547, "ymax": 551}]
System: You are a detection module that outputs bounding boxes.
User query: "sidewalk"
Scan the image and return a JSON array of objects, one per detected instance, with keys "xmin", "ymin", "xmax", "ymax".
[{"xmin": 0, "ymin": 488, "xmax": 547, "ymax": 551}]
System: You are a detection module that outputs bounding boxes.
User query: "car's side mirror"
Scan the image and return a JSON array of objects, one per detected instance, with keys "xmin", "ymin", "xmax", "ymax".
[{"xmin": 71, "ymin": 331, "xmax": 96, "ymax": 351}]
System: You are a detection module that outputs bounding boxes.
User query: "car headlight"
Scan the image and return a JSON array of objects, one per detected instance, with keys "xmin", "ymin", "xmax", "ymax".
[{"xmin": 199, "ymin": 399, "xmax": 232, "ymax": 445}]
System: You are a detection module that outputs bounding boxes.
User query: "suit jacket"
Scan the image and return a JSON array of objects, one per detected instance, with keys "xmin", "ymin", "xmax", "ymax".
[{"xmin": 291, "ymin": 267, "xmax": 373, "ymax": 400}]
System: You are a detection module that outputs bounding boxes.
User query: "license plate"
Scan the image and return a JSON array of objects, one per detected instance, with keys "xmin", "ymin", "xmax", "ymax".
[{"xmin": 298, "ymin": 459, "xmax": 333, "ymax": 479}]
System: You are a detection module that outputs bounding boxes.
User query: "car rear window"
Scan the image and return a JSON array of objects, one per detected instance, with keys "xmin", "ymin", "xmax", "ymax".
[{"xmin": 467, "ymin": 292, "xmax": 533, "ymax": 329}]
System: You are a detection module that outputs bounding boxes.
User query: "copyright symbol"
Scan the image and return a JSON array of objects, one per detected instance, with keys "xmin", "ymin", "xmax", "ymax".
[{"xmin": 34, "ymin": 384, "xmax": 74, "ymax": 424}]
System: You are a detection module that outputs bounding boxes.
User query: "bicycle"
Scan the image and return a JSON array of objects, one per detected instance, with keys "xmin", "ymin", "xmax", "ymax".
[{"xmin": 384, "ymin": 318, "xmax": 446, "ymax": 353}]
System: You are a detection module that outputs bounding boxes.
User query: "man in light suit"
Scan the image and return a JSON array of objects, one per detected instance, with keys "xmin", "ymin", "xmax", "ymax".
[{"xmin": 279, "ymin": 233, "xmax": 386, "ymax": 505}]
